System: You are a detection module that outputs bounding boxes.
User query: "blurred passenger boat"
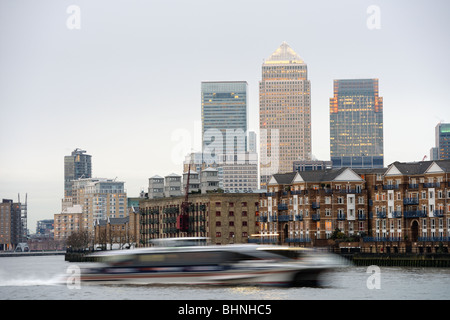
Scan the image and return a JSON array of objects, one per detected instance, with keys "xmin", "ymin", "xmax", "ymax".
[{"xmin": 78, "ymin": 238, "xmax": 344, "ymax": 287}]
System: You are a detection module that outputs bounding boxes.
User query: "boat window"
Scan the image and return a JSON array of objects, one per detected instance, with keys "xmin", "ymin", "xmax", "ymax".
[
  {"xmin": 261, "ymin": 249, "xmax": 303, "ymax": 259},
  {"xmin": 102, "ymin": 254, "xmax": 136, "ymax": 266},
  {"xmin": 135, "ymin": 251, "xmax": 228, "ymax": 267}
]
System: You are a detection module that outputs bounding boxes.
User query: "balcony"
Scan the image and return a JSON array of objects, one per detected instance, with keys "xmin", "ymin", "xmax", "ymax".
[
  {"xmin": 312, "ymin": 202, "xmax": 320, "ymax": 209},
  {"xmin": 277, "ymin": 203, "xmax": 288, "ymax": 211},
  {"xmin": 383, "ymin": 185, "xmax": 399, "ymax": 190},
  {"xmin": 403, "ymin": 198, "xmax": 419, "ymax": 205},
  {"xmin": 376, "ymin": 212, "xmax": 387, "ymax": 219},
  {"xmin": 424, "ymin": 182, "xmax": 440, "ymax": 188},
  {"xmin": 392, "ymin": 211, "xmax": 402, "ymax": 218},
  {"xmin": 418, "ymin": 236, "xmax": 450, "ymax": 242},
  {"xmin": 404, "ymin": 210, "xmax": 427, "ymax": 218},
  {"xmin": 433, "ymin": 210, "xmax": 445, "ymax": 217},
  {"xmin": 312, "ymin": 214, "xmax": 320, "ymax": 221},
  {"xmin": 358, "ymin": 213, "xmax": 366, "ymax": 220},
  {"xmin": 339, "ymin": 189, "xmax": 361, "ymax": 194},
  {"xmin": 278, "ymin": 215, "xmax": 291, "ymax": 222},
  {"xmin": 408, "ymin": 184, "xmax": 419, "ymax": 189},
  {"xmin": 337, "ymin": 213, "xmax": 346, "ymax": 220},
  {"xmin": 294, "ymin": 215, "xmax": 303, "ymax": 221},
  {"xmin": 257, "ymin": 216, "xmax": 268, "ymax": 223}
]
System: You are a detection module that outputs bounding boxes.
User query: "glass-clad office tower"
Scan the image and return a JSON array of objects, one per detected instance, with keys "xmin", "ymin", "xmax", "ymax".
[
  {"xmin": 435, "ymin": 123, "xmax": 450, "ymax": 160},
  {"xmin": 259, "ymin": 42, "xmax": 311, "ymax": 188},
  {"xmin": 201, "ymin": 81, "xmax": 248, "ymax": 161},
  {"xmin": 64, "ymin": 148, "xmax": 92, "ymax": 197},
  {"xmin": 330, "ymin": 79, "xmax": 384, "ymax": 168}
]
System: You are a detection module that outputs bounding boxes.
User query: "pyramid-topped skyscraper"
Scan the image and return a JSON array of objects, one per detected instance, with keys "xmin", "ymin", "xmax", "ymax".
[{"xmin": 259, "ymin": 42, "xmax": 311, "ymax": 188}]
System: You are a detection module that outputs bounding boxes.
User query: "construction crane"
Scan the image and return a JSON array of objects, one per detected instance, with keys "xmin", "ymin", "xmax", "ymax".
[
  {"xmin": 177, "ymin": 163, "xmax": 191, "ymax": 232},
  {"xmin": 422, "ymin": 155, "xmax": 427, "ymax": 161}
]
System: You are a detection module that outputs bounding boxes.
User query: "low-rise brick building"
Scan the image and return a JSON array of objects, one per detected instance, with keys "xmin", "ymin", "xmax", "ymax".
[{"xmin": 139, "ymin": 193, "xmax": 260, "ymax": 246}]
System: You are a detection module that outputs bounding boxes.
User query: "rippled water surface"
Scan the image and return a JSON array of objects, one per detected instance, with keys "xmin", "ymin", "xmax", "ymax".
[{"xmin": 0, "ymin": 255, "xmax": 449, "ymax": 300}]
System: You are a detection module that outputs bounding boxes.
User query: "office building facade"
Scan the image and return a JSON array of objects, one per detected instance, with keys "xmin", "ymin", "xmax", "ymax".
[
  {"xmin": 201, "ymin": 81, "xmax": 248, "ymax": 161},
  {"xmin": 435, "ymin": 123, "xmax": 450, "ymax": 160},
  {"xmin": 259, "ymin": 42, "xmax": 311, "ymax": 188},
  {"xmin": 330, "ymin": 79, "xmax": 384, "ymax": 169}
]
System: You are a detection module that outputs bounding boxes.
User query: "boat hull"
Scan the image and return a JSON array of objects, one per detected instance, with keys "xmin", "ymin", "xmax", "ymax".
[{"xmin": 79, "ymin": 264, "xmax": 328, "ymax": 287}]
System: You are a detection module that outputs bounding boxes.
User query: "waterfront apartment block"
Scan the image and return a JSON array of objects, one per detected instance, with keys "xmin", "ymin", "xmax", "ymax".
[
  {"xmin": 54, "ymin": 205, "xmax": 83, "ymax": 242},
  {"xmin": 257, "ymin": 168, "xmax": 368, "ymax": 245},
  {"xmin": 70, "ymin": 178, "xmax": 127, "ymax": 234},
  {"xmin": 257, "ymin": 160, "xmax": 450, "ymax": 254},
  {"xmin": 139, "ymin": 193, "xmax": 260, "ymax": 246},
  {"xmin": 330, "ymin": 79, "xmax": 384, "ymax": 169},
  {"xmin": 363, "ymin": 160, "xmax": 450, "ymax": 253},
  {"xmin": 259, "ymin": 42, "xmax": 311, "ymax": 188},
  {"xmin": 64, "ymin": 148, "xmax": 92, "ymax": 197},
  {"xmin": 0, "ymin": 199, "xmax": 22, "ymax": 251}
]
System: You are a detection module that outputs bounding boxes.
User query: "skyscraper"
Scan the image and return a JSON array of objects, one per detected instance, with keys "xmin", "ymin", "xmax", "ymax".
[
  {"xmin": 435, "ymin": 123, "xmax": 450, "ymax": 160},
  {"xmin": 64, "ymin": 148, "xmax": 92, "ymax": 197},
  {"xmin": 329, "ymin": 79, "xmax": 384, "ymax": 169},
  {"xmin": 201, "ymin": 81, "xmax": 248, "ymax": 161},
  {"xmin": 259, "ymin": 42, "xmax": 311, "ymax": 188}
]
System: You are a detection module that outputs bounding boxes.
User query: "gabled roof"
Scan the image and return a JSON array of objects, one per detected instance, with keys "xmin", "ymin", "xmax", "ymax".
[
  {"xmin": 268, "ymin": 168, "xmax": 363, "ymax": 186},
  {"xmin": 428, "ymin": 160, "xmax": 450, "ymax": 173},
  {"xmin": 385, "ymin": 160, "xmax": 450, "ymax": 176},
  {"xmin": 166, "ymin": 173, "xmax": 181, "ymax": 177},
  {"xmin": 268, "ymin": 172, "xmax": 297, "ymax": 185}
]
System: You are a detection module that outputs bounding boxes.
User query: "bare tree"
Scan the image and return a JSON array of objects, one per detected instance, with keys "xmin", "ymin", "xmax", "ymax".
[{"xmin": 66, "ymin": 230, "xmax": 92, "ymax": 251}]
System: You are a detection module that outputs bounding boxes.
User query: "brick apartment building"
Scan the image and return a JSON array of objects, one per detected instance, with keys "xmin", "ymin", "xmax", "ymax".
[{"xmin": 258, "ymin": 160, "xmax": 450, "ymax": 254}]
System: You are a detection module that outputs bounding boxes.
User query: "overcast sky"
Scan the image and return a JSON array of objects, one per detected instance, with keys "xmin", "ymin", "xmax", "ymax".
[{"xmin": 0, "ymin": 0, "xmax": 449, "ymax": 233}]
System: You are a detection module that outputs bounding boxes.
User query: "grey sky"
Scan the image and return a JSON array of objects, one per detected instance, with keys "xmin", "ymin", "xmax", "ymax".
[{"xmin": 0, "ymin": 0, "xmax": 449, "ymax": 232}]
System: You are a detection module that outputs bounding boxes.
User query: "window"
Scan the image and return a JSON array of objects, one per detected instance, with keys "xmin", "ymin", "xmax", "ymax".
[
  {"xmin": 242, "ymin": 211, "xmax": 247, "ymax": 216},
  {"xmin": 216, "ymin": 211, "xmax": 221, "ymax": 216},
  {"xmin": 216, "ymin": 221, "xmax": 221, "ymax": 227},
  {"xmin": 229, "ymin": 221, "xmax": 234, "ymax": 227},
  {"xmin": 242, "ymin": 221, "xmax": 248, "ymax": 227},
  {"xmin": 229, "ymin": 211, "xmax": 234, "ymax": 216},
  {"xmin": 216, "ymin": 232, "xmax": 221, "ymax": 237}
]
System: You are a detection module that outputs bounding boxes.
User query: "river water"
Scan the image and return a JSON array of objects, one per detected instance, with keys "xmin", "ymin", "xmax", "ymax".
[{"xmin": 0, "ymin": 255, "xmax": 449, "ymax": 301}]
